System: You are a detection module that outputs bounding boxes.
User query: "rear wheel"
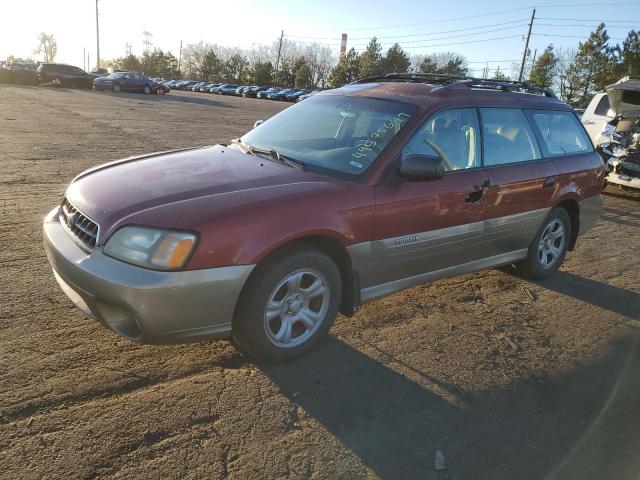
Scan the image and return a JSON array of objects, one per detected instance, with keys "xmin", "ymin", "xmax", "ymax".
[
  {"xmin": 233, "ymin": 247, "xmax": 341, "ymax": 363},
  {"xmin": 143, "ymin": 85, "xmax": 151, "ymax": 95},
  {"xmin": 113, "ymin": 83, "xmax": 121, "ymax": 93},
  {"xmin": 516, "ymin": 207, "xmax": 571, "ymax": 280}
]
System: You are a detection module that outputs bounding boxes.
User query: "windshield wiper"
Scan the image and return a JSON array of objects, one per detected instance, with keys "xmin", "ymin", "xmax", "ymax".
[{"xmin": 230, "ymin": 139, "xmax": 305, "ymax": 170}]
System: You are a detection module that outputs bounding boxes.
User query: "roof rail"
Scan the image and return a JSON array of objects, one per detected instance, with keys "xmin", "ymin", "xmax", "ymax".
[{"xmin": 351, "ymin": 72, "xmax": 557, "ymax": 98}]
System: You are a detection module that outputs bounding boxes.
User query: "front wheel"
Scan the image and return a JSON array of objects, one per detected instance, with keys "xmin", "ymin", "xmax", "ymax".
[
  {"xmin": 113, "ymin": 83, "xmax": 121, "ymax": 93},
  {"xmin": 516, "ymin": 207, "xmax": 571, "ymax": 280},
  {"xmin": 233, "ymin": 247, "xmax": 342, "ymax": 363},
  {"xmin": 143, "ymin": 85, "xmax": 151, "ymax": 94}
]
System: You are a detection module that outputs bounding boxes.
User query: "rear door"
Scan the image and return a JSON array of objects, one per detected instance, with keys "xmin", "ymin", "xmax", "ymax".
[
  {"xmin": 368, "ymin": 108, "xmax": 489, "ymax": 289},
  {"xmin": 479, "ymin": 107, "xmax": 558, "ymax": 257}
]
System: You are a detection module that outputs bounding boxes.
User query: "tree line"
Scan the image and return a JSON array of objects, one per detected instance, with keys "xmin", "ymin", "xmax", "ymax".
[{"xmin": 12, "ymin": 24, "xmax": 639, "ymax": 107}]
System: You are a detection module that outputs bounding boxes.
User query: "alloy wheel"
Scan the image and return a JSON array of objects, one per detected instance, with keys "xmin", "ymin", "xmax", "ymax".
[
  {"xmin": 538, "ymin": 218, "xmax": 566, "ymax": 269},
  {"xmin": 263, "ymin": 269, "xmax": 330, "ymax": 348}
]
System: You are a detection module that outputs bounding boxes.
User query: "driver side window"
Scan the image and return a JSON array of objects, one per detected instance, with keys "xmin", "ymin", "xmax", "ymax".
[{"xmin": 402, "ymin": 108, "xmax": 481, "ymax": 171}]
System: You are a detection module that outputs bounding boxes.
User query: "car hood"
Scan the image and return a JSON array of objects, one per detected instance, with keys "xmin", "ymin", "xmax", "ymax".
[
  {"xmin": 64, "ymin": 145, "xmax": 335, "ymax": 243},
  {"xmin": 607, "ymin": 77, "xmax": 640, "ymax": 117}
]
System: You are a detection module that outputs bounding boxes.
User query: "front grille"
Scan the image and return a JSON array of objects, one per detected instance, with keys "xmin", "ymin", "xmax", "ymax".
[{"xmin": 59, "ymin": 198, "xmax": 99, "ymax": 251}]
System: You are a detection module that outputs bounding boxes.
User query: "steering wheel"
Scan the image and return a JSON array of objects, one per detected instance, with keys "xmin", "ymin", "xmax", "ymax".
[{"xmin": 425, "ymin": 139, "xmax": 454, "ymax": 170}]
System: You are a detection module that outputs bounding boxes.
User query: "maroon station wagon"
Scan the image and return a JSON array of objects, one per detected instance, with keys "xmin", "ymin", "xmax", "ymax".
[{"xmin": 44, "ymin": 74, "xmax": 604, "ymax": 362}]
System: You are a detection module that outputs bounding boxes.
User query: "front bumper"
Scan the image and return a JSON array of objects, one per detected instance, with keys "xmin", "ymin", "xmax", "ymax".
[{"xmin": 43, "ymin": 208, "xmax": 254, "ymax": 343}]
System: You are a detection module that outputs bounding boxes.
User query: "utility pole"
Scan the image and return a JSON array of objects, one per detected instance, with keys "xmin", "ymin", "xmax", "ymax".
[
  {"xmin": 274, "ymin": 29, "xmax": 284, "ymax": 87},
  {"xmin": 83, "ymin": 47, "xmax": 86, "ymax": 71},
  {"xmin": 518, "ymin": 8, "xmax": 535, "ymax": 82},
  {"xmin": 125, "ymin": 42, "xmax": 132, "ymax": 56},
  {"xmin": 177, "ymin": 40, "xmax": 183, "ymax": 79},
  {"xmin": 143, "ymin": 31, "xmax": 153, "ymax": 54},
  {"xmin": 95, "ymin": 0, "xmax": 100, "ymax": 70}
]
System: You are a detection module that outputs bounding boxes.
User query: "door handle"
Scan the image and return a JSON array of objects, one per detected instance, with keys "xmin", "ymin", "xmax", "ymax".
[{"xmin": 543, "ymin": 177, "xmax": 556, "ymax": 188}]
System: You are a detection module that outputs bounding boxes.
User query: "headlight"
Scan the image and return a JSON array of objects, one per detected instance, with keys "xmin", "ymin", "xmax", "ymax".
[{"xmin": 104, "ymin": 226, "xmax": 197, "ymax": 271}]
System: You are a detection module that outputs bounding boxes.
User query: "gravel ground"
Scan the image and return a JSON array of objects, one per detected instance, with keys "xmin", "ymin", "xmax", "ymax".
[{"xmin": 1, "ymin": 85, "xmax": 639, "ymax": 480}]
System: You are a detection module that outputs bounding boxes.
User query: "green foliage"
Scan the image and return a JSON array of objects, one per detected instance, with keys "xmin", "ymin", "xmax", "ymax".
[
  {"xmin": 114, "ymin": 54, "xmax": 141, "ymax": 73},
  {"xmin": 418, "ymin": 53, "xmax": 468, "ymax": 76},
  {"xmin": 294, "ymin": 58, "xmax": 313, "ymax": 88},
  {"xmin": 619, "ymin": 30, "xmax": 640, "ymax": 77},
  {"xmin": 380, "ymin": 43, "xmax": 410, "ymax": 74},
  {"xmin": 221, "ymin": 53, "xmax": 250, "ymax": 83},
  {"xmin": 200, "ymin": 50, "xmax": 223, "ymax": 81},
  {"xmin": 251, "ymin": 61, "xmax": 273, "ymax": 85},
  {"xmin": 528, "ymin": 45, "xmax": 558, "ymax": 89},
  {"xmin": 358, "ymin": 37, "xmax": 383, "ymax": 78},
  {"xmin": 327, "ymin": 48, "xmax": 360, "ymax": 87},
  {"xmin": 566, "ymin": 24, "xmax": 615, "ymax": 106}
]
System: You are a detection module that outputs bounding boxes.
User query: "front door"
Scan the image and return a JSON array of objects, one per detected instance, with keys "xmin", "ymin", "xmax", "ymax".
[
  {"xmin": 365, "ymin": 108, "xmax": 489, "ymax": 290},
  {"xmin": 479, "ymin": 107, "xmax": 559, "ymax": 257}
]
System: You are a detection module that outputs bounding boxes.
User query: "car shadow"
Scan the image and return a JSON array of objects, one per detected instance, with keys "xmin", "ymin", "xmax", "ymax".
[
  {"xmin": 262, "ymin": 332, "xmax": 640, "ymax": 479},
  {"xmin": 535, "ymin": 271, "xmax": 640, "ymax": 321}
]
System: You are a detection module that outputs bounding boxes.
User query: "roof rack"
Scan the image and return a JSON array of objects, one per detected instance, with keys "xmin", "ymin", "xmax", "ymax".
[{"xmin": 351, "ymin": 72, "xmax": 557, "ymax": 98}]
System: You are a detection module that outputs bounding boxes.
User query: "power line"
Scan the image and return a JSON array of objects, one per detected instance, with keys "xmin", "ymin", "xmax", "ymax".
[
  {"xmin": 286, "ymin": 19, "xmax": 529, "ymax": 41},
  {"xmin": 296, "ymin": 24, "xmax": 529, "ymax": 47},
  {"xmin": 308, "ymin": 3, "xmax": 639, "ymax": 33},
  {"xmin": 536, "ymin": 23, "xmax": 640, "ymax": 28},
  {"xmin": 532, "ymin": 33, "xmax": 626, "ymax": 40},
  {"xmin": 537, "ymin": 17, "xmax": 640, "ymax": 22},
  {"xmin": 310, "ymin": 7, "xmax": 532, "ymax": 32}
]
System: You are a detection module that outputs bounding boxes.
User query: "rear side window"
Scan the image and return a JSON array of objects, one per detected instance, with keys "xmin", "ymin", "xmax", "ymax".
[
  {"xmin": 528, "ymin": 110, "xmax": 593, "ymax": 156},
  {"xmin": 480, "ymin": 108, "xmax": 541, "ymax": 166},
  {"xmin": 594, "ymin": 95, "xmax": 611, "ymax": 116}
]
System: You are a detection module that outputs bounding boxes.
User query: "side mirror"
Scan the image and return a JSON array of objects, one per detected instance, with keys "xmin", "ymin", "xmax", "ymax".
[
  {"xmin": 253, "ymin": 120, "xmax": 264, "ymax": 129},
  {"xmin": 398, "ymin": 154, "xmax": 444, "ymax": 181}
]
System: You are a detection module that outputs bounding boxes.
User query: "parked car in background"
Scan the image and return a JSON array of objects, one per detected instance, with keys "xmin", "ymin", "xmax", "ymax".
[
  {"xmin": 190, "ymin": 82, "xmax": 206, "ymax": 92},
  {"xmin": 268, "ymin": 88, "xmax": 296, "ymax": 100},
  {"xmin": 37, "ymin": 63, "xmax": 96, "ymax": 88},
  {"xmin": 176, "ymin": 80, "xmax": 197, "ymax": 90},
  {"xmin": 93, "ymin": 72, "xmax": 168, "ymax": 94},
  {"xmin": 573, "ymin": 108, "xmax": 585, "ymax": 118},
  {"xmin": 582, "ymin": 77, "xmax": 640, "ymax": 192},
  {"xmin": 43, "ymin": 73, "xmax": 602, "ymax": 362},
  {"xmin": 243, "ymin": 86, "xmax": 268, "ymax": 98},
  {"xmin": 217, "ymin": 84, "xmax": 240, "ymax": 95},
  {"xmin": 257, "ymin": 87, "xmax": 280, "ymax": 99},
  {"xmin": 206, "ymin": 83, "xmax": 222, "ymax": 93}
]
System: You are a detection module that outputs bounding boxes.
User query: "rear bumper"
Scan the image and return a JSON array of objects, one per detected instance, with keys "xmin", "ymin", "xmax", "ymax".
[{"xmin": 43, "ymin": 207, "xmax": 254, "ymax": 344}]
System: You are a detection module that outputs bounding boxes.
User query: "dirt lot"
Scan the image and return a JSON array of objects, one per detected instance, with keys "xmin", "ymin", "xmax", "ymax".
[{"xmin": 0, "ymin": 85, "xmax": 639, "ymax": 480}]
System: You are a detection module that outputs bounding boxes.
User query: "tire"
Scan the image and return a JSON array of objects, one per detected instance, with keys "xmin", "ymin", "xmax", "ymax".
[
  {"xmin": 113, "ymin": 83, "xmax": 121, "ymax": 93},
  {"xmin": 157, "ymin": 87, "xmax": 165, "ymax": 95},
  {"xmin": 143, "ymin": 85, "xmax": 151, "ymax": 95},
  {"xmin": 516, "ymin": 207, "xmax": 571, "ymax": 280},
  {"xmin": 233, "ymin": 246, "xmax": 342, "ymax": 363}
]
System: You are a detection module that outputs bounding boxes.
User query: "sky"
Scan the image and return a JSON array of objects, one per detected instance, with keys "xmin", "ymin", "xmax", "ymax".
[{"xmin": 2, "ymin": 0, "xmax": 639, "ymax": 76}]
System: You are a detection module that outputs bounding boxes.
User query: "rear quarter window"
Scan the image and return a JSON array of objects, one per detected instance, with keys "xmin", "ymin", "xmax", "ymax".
[{"xmin": 527, "ymin": 110, "xmax": 593, "ymax": 157}]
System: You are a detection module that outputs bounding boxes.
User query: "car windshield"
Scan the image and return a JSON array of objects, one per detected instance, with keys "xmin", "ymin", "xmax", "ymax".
[
  {"xmin": 237, "ymin": 94, "xmax": 416, "ymax": 180},
  {"xmin": 108, "ymin": 72, "xmax": 127, "ymax": 78}
]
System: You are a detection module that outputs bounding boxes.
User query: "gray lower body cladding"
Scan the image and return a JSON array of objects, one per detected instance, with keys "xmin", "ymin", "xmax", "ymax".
[{"xmin": 43, "ymin": 208, "xmax": 254, "ymax": 343}]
